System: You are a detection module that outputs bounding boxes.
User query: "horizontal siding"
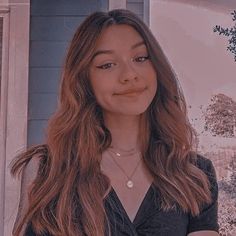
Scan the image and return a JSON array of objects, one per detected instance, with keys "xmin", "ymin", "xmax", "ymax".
[
  {"xmin": 31, "ymin": 0, "xmax": 101, "ymax": 16},
  {"xmin": 28, "ymin": 120, "xmax": 48, "ymax": 145},
  {"xmin": 28, "ymin": 93, "xmax": 58, "ymax": 120},
  {"xmin": 127, "ymin": 0, "xmax": 143, "ymax": 15},
  {"xmin": 29, "ymin": 68, "xmax": 61, "ymax": 93},
  {"xmin": 30, "ymin": 41, "xmax": 68, "ymax": 67},
  {"xmin": 28, "ymin": 0, "xmax": 108, "ymax": 145},
  {"xmin": 30, "ymin": 16, "xmax": 85, "ymax": 41}
]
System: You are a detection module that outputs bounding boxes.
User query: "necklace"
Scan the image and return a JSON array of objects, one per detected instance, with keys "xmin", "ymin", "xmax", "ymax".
[
  {"xmin": 107, "ymin": 149, "xmax": 142, "ymax": 189},
  {"xmin": 109, "ymin": 145, "xmax": 141, "ymax": 157}
]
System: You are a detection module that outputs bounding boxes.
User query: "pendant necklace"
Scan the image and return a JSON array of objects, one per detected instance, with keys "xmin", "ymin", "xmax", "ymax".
[{"xmin": 107, "ymin": 148, "xmax": 142, "ymax": 189}]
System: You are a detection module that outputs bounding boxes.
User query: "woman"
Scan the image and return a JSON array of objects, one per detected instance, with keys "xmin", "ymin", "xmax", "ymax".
[{"xmin": 11, "ymin": 9, "xmax": 219, "ymax": 236}]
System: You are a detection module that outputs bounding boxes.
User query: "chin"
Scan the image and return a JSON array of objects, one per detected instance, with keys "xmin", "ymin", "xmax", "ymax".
[
  {"xmin": 118, "ymin": 107, "xmax": 149, "ymax": 116},
  {"xmin": 102, "ymin": 101, "xmax": 152, "ymax": 116}
]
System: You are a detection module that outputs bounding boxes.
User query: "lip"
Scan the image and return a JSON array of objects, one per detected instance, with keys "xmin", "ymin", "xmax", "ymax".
[{"xmin": 115, "ymin": 87, "xmax": 146, "ymax": 95}]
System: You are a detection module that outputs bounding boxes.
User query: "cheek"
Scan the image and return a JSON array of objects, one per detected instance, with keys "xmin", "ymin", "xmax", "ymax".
[
  {"xmin": 147, "ymin": 67, "xmax": 158, "ymax": 93},
  {"xmin": 89, "ymin": 72, "xmax": 104, "ymax": 95},
  {"xmin": 149, "ymin": 79, "xmax": 158, "ymax": 101},
  {"xmin": 139, "ymin": 63, "xmax": 157, "ymax": 83},
  {"xmin": 148, "ymin": 74, "xmax": 158, "ymax": 102},
  {"xmin": 90, "ymin": 79, "xmax": 113, "ymax": 105},
  {"xmin": 153, "ymin": 75, "xmax": 158, "ymax": 91}
]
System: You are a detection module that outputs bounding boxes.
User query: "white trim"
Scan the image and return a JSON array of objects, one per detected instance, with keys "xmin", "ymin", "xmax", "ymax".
[
  {"xmin": 0, "ymin": 12, "xmax": 9, "ymax": 236},
  {"xmin": 0, "ymin": 6, "xmax": 10, "ymax": 13},
  {"xmin": 1, "ymin": 1, "xmax": 30, "ymax": 235},
  {"xmin": 0, "ymin": 3, "xmax": 28, "ymax": 6}
]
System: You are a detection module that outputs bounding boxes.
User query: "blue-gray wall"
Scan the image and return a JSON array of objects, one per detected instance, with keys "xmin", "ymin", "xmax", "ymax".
[
  {"xmin": 28, "ymin": 0, "xmax": 108, "ymax": 145},
  {"xmin": 127, "ymin": 0, "xmax": 144, "ymax": 21},
  {"xmin": 28, "ymin": 0, "xmax": 146, "ymax": 146}
]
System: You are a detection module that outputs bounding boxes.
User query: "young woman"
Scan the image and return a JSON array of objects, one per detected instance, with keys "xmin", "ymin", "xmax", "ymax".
[{"xmin": 11, "ymin": 9, "xmax": 219, "ymax": 236}]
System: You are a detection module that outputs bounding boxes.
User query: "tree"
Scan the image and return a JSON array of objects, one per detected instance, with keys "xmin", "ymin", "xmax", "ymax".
[
  {"xmin": 213, "ymin": 10, "xmax": 236, "ymax": 62},
  {"xmin": 204, "ymin": 94, "xmax": 236, "ymax": 137}
]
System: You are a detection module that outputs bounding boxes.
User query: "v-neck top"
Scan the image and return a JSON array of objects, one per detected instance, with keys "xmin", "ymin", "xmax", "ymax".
[{"xmin": 25, "ymin": 155, "xmax": 219, "ymax": 236}]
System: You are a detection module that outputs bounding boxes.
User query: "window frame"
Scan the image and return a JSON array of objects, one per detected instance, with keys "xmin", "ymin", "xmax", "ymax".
[
  {"xmin": 0, "ymin": 1, "xmax": 30, "ymax": 235},
  {"xmin": 0, "ymin": 8, "xmax": 10, "ymax": 236}
]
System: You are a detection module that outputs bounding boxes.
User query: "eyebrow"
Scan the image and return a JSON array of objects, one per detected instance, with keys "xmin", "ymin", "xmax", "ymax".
[{"xmin": 92, "ymin": 41, "xmax": 145, "ymax": 60}]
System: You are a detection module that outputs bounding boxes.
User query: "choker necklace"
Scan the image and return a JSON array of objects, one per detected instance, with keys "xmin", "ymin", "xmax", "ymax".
[
  {"xmin": 109, "ymin": 145, "xmax": 141, "ymax": 157},
  {"xmin": 107, "ymin": 149, "xmax": 142, "ymax": 189}
]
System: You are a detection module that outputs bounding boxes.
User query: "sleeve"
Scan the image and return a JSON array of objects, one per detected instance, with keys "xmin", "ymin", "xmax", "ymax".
[
  {"xmin": 187, "ymin": 155, "xmax": 219, "ymax": 234},
  {"xmin": 24, "ymin": 223, "xmax": 36, "ymax": 236},
  {"xmin": 14, "ymin": 156, "xmax": 41, "ymax": 236},
  {"xmin": 24, "ymin": 223, "xmax": 51, "ymax": 236}
]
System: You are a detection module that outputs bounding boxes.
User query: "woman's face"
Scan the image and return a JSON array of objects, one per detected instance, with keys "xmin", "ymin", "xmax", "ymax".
[{"xmin": 89, "ymin": 24, "xmax": 157, "ymax": 117}]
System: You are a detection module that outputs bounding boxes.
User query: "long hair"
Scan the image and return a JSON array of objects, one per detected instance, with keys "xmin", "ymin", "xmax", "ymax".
[{"xmin": 11, "ymin": 9, "xmax": 212, "ymax": 236}]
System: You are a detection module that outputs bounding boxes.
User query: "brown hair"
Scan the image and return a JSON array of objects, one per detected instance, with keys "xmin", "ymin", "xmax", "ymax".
[{"xmin": 11, "ymin": 9, "xmax": 212, "ymax": 236}]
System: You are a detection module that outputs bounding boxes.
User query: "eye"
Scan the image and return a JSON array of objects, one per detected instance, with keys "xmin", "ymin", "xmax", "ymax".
[
  {"xmin": 134, "ymin": 55, "xmax": 149, "ymax": 62},
  {"xmin": 96, "ymin": 62, "xmax": 116, "ymax": 70}
]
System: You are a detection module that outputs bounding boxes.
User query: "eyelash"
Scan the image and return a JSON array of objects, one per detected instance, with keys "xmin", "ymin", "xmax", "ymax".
[
  {"xmin": 96, "ymin": 63, "xmax": 115, "ymax": 70},
  {"xmin": 96, "ymin": 55, "xmax": 150, "ymax": 70},
  {"xmin": 134, "ymin": 55, "xmax": 149, "ymax": 62}
]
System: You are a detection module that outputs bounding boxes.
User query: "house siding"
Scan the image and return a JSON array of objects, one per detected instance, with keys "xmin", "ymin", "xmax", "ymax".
[
  {"xmin": 28, "ymin": 0, "xmax": 108, "ymax": 145},
  {"xmin": 28, "ymin": 0, "xmax": 147, "ymax": 145},
  {"xmin": 127, "ymin": 0, "xmax": 144, "ymax": 20}
]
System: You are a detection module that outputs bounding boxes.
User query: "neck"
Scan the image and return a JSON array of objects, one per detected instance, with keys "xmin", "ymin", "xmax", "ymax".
[{"xmin": 103, "ymin": 113, "xmax": 141, "ymax": 150}]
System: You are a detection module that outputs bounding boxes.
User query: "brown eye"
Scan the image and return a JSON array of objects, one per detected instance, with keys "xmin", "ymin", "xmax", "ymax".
[
  {"xmin": 96, "ymin": 62, "xmax": 116, "ymax": 69},
  {"xmin": 134, "ymin": 56, "xmax": 149, "ymax": 62}
]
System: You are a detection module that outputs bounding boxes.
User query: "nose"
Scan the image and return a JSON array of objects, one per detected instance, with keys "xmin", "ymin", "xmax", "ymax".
[{"xmin": 119, "ymin": 61, "xmax": 138, "ymax": 83}]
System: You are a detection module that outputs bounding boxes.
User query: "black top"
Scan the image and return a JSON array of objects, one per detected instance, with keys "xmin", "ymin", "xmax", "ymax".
[{"xmin": 25, "ymin": 155, "xmax": 219, "ymax": 236}]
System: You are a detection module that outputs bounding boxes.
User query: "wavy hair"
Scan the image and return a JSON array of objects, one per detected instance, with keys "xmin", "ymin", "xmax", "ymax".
[{"xmin": 11, "ymin": 9, "xmax": 212, "ymax": 236}]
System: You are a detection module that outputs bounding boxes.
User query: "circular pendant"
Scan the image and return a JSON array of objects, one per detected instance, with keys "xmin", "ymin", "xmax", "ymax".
[{"xmin": 127, "ymin": 180, "xmax": 134, "ymax": 188}]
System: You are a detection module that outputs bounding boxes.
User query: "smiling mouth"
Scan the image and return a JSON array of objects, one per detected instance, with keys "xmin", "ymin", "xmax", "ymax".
[
  {"xmin": 115, "ymin": 88, "xmax": 146, "ymax": 97},
  {"xmin": 122, "ymin": 91, "xmax": 142, "ymax": 96}
]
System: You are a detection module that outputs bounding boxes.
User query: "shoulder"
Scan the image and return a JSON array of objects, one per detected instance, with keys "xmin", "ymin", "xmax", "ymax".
[
  {"xmin": 22, "ymin": 153, "xmax": 41, "ymax": 186},
  {"xmin": 189, "ymin": 153, "xmax": 218, "ymax": 202},
  {"xmin": 192, "ymin": 153, "xmax": 218, "ymax": 201},
  {"xmin": 14, "ymin": 151, "xmax": 46, "ymax": 235},
  {"xmin": 187, "ymin": 154, "xmax": 219, "ymax": 234},
  {"xmin": 192, "ymin": 153, "xmax": 217, "ymax": 179},
  {"xmin": 21, "ymin": 144, "xmax": 49, "ymax": 183},
  {"xmin": 20, "ymin": 150, "xmax": 47, "ymax": 203},
  {"xmin": 194, "ymin": 154, "xmax": 213, "ymax": 168}
]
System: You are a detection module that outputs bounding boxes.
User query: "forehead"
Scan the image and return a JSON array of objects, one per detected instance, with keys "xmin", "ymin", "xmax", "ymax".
[{"xmin": 94, "ymin": 24, "xmax": 144, "ymax": 50}]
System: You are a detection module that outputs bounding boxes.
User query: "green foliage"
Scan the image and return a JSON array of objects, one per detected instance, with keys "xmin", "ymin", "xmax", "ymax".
[{"xmin": 213, "ymin": 10, "xmax": 236, "ymax": 62}]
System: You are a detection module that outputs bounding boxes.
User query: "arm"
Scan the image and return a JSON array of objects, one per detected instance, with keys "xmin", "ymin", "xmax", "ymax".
[{"xmin": 13, "ymin": 155, "xmax": 40, "ymax": 236}]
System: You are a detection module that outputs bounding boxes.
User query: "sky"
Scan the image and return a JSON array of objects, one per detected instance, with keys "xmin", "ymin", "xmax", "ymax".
[
  {"xmin": 164, "ymin": 0, "xmax": 236, "ymax": 13},
  {"xmin": 150, "ymin": 0, "xmax": 236, "ymax": 111},
  {"xmin": 150, "ymin": 0, "xmax": 236, "ymax": 147}
]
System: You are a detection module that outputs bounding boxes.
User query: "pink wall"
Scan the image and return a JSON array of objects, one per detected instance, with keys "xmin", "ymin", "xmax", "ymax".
[
  {"xmin": 150, "ymin": 1, "xmax": 236, "ymax": 233},
  {"xmin": 150, "ymin": 0, "xmax": 236, "ymax": 148}
]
